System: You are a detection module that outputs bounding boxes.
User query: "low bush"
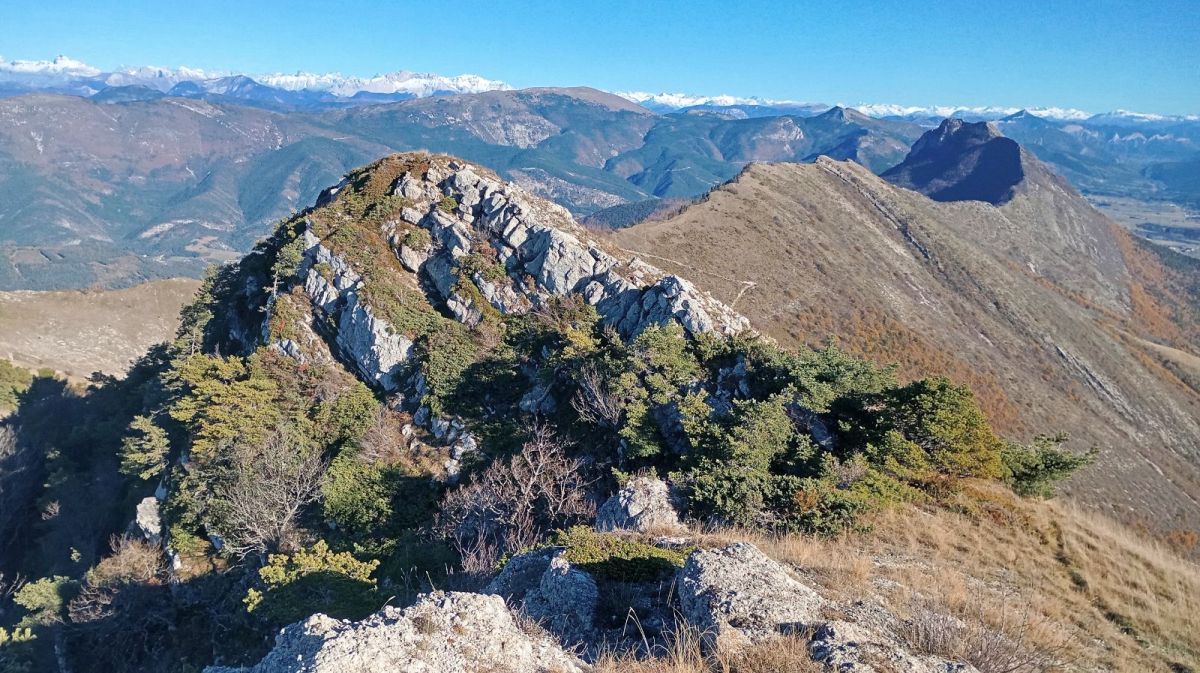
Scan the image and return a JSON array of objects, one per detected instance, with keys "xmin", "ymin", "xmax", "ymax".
[
  {"xmin": 547, "ymin": 527, "xmax": 691, "ymax": 582},
  {"xmin": 244, "ymin": 541, "xmax": 380, "ymax": 627},
  {"xmin": 1000, "ymin": 434, "xmax": 1096, "ymax": 498}
]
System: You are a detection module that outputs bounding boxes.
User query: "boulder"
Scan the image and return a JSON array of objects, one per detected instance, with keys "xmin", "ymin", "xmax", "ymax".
[
  {"xmin": 398, "ymin": 243, "xmax": 428, "ymax": 272},
  {"xmin": 486, "ymin": 549, "xmax": 599, "ymax": 644},
  {"xmin": 595, "ymin": 476, "xmax": 683, "ymax": 533},
  {"xmin": 677, "ymin": 542, "xmax": 824, "ymax": 650},
  {"xmin": 809, "ymin": 620, "xmax": 980, "ymax": 673},
  {"xmin": 524, "ymin": 553, "xmax": 599, "ymax": 638},
  {"xmin": 204, "ymin": 591, "xmax": 587, "ymax": 673},
  {"xmin": 132, "ymin": 496, "xmax": 162, "ymax": 544}
]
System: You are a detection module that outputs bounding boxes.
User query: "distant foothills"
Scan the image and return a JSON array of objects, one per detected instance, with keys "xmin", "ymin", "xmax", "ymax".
[{"xmin": 1, "ymin": 55, "xmax": 1198, "ymax": 290}]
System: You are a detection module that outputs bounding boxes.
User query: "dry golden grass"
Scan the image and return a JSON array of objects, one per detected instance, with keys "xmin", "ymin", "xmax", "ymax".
[
  {"xmin": 0, "ymin": 277, "xmax": 199, "ymax": 377},
  {"xmin": 592, "ymin": 625, "xmax": 820, "ymax": 673},
  {"xmin": 802, "ymin": 483, "xmax": 1200, "ymax": 672},
  {"xmin": 610, "ymin": 484, "xmax": 1199, "ymax": 672}
]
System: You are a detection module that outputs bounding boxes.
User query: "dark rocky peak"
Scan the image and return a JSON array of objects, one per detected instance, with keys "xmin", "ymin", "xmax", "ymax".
[
  {"xmin": 882, "ymin": 117, "xmax": 1025, "ymax": 205},
  {"xmin": 910, "ymin": 117, "xmax": 1003, "ymax": 153}
]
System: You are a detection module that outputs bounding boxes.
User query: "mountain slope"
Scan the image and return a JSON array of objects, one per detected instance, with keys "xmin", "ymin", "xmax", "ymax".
[
  {"xmin": 3, "ymin": 151, "xmax": 1195, "ymax": 673},
  {"xmin": 0, "ymin": 278, "xmax": 199, "ymax": 377},
  {"xmin": 0, "ymin": 89, "xmax": 928, "ymax": 288},
  {"xmin": 613, "ymin": 157, "xmax": 1200, "ymax": 526}
]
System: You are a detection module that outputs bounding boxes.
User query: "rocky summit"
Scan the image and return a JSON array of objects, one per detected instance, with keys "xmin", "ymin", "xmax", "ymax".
[
  {"xmin": 882, "ymin": 118, "xmax": 1027, "ymax": 205},
  {"xmin": 277, "ymin": 154, "xmax": 748, "ymax": 391}
]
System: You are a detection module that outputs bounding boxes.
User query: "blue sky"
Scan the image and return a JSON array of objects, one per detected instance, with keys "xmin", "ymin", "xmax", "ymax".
[{"xmin": 2, "ymin": 0, "xmax": 1198, "ymax": 114}]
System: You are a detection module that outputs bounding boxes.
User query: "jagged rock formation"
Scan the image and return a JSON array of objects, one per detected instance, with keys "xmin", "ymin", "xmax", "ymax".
[
  {"xmin": 594, "ymin": 476, "xmax": 683, "ymax": 533},
  {"xmin": 204, "ymin": 592, "xmax": 586, "ymax": 673},
  {"xmin": 614, "ymin": 149, "xmax": 1200, "ymax": 527},
  {"xmin": 272, "ymin": 153, "xmax": 748, "ymax": 399},
  {"xmin": 882, "ymin": 118, "xmax": 1026, "ymax": 205}
]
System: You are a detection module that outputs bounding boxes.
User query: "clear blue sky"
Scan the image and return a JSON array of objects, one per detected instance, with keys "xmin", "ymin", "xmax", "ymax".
[{"xmin": 3, "ymin": 0, "xmax": 1198, "ymax": 114}]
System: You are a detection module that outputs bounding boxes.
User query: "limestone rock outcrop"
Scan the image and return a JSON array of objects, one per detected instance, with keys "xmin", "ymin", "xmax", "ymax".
[
  {"xmin": 485, "ymin": 548, "xmax": 599, "ymax": 644},
  {"xmin": 132, "ymin": 496, "xmax": 162, "ymax": 545},
  {"xmin": 204, "ymin": 591, "xmax": 586, "ymax": 673},
  {"xmin": 398, "ymin": 156, "xmax": 750, "ymax": 340},
  {"xmin": 677, "ymin": 542, "xmax": 825, "ymax": 650},
  {"xmin": 595, "ymin": 476, "xmax": 683, "ymax": 533}
]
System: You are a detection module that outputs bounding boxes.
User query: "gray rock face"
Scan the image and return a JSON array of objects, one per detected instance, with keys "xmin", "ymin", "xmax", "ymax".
[
  {"xmin": 205, "ymin": 591, "xmax": 586, "ymax": 673},
  {"xmin": 132, "ymin": 496, "xmax": 162, "ymax": 545},
  {"xmin": 677, "ymin": 542, "xmax": 824, "ymax": 650},
  {"xmin": 595, "ymin": 476, "xmax": 683, "ymax": 533},
  {"xmin": 296, "ymin": 231, "xmax": 414, "ymax": 392},
  {"xmin": 524, "ymin": 553, "xmax": 599, "ymax": 637},
  {"xmin": 486, "ymin": 549, "xmax": 598, "ymax": 643},
  {"xmin": 396, "ymin": 155, "xmax": 749, "ymax": 340}
]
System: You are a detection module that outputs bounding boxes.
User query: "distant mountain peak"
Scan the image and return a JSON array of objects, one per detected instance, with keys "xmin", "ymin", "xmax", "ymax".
[
  {"xmin": 817, "ymin": 105, "xmax": 872, "ymax": 123},
  {"xmin": 883, "ymin": 118, "xmax": 1026, "ymax": 205}
]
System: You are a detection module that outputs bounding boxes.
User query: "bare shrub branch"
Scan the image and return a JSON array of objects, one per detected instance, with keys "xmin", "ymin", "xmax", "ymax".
[
  {"xmin": 214, "ymin": 427, "xmax": 325, "ymax": 558},
  {"xmin": 357, "ymin": 407, "xmax": 410, "ymax": 464},
  {"xmin": 438, "ymin": 424, "xmax": 596, "ymax": 571},
  {"xmin": 571, "ymin": 363, "xmax": 624, "ymax": 429}
]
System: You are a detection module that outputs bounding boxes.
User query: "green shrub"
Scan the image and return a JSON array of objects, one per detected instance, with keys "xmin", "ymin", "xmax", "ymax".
[
  {"xmin": 1001, "ymin": 434, "xmax": 1096, "ymax": 498},
  {"xmin": 118, "ymin": 415, "xmax": 170, "ymax": 481},
  {"xmin": 418, "ymin": 323, "xmax": 479, "ymax": 415},
  {"xmin": 885, "ymin": 377, "xmax": 1003, "ymax": 479},
  {"xmin": 315, "ymin": 382, "xmax": 380, "ymax": 444},
  {"xmin": 401, "ymin": 227, "xmax": 431, "ymax": 250},
  {"xmin": 776, "ymin": 477, "xmax": 875, "ymax": 537},
  {"xmin": 322, "ymin": 453, "xmax": 395, "ymax": 534},
  {"xmin": 679, "ymin": 461, "xmax": 773, "ymax": 526},
  {"xmin": 459, "ymin": 253, "xmax": 508, "ymax": 284},
  {"xmin": 0, "ymin": 360, "xmax": 32, "ymax": 413},
  {"xmin": 244, "ymin": 541, "xmax": 380, "ymax": 626},
  {"xmin": 544, "ymin": 527, "xmax": 690, "ymax": 582},
  {"xmin": 14, "ymin": 576, "xmax": 78, "ymax": 627},
  {"xmin": 270, "ymin": 226, "xmax": 308, "ymax": 284},
  {"xmin": 437, "ymin": 196, "xmax": 459, "ymax": 213}
]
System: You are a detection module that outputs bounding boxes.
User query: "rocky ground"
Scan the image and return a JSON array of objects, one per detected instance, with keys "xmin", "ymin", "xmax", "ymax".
[{"xmin": 210, "ymin": 478, "xmax": 979, "ymax": 673}]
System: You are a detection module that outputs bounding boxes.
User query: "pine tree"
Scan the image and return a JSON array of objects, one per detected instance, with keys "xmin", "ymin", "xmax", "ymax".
[{"xmin": 119, "ymin": 415, "xmax": 170, "ymax": 481}]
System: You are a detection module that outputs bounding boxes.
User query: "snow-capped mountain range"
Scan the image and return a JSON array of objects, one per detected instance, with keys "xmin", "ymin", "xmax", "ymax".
[
  {"xmin": 0, "ymin": 55, "xmax": 511, "ymax": 100},
  {"xmin": 616, "ymin": 91, "xmax": 1198, "ymax": 124},
  {"xmin": 1, "ymin": 55, "xmax": 1196, "ymax": 124}
]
